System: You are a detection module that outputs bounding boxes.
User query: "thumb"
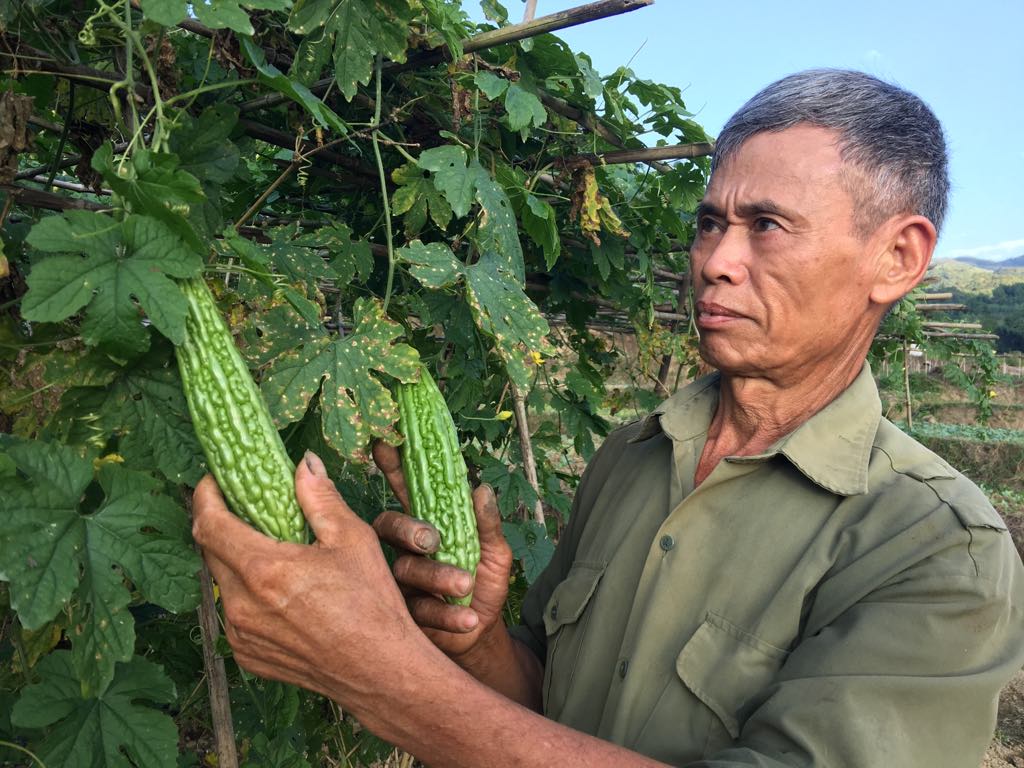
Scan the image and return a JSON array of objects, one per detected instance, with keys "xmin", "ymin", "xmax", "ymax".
[
  {"xmin": 294, "ymin": 450, "xmax": 356, "ymax": 544},
  {"xmin": 472, "ymin": 484, "xmax": 504, "ymax": 547}
]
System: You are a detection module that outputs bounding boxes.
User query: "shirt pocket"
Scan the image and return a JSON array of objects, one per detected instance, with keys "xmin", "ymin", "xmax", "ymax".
[
  {"xmin": 541, "ymin": 561, "xmax": 606, "ymax": 719},
  {"xmin": 675, "ymin": 612, "xmax": 790, "ymax": 753}
]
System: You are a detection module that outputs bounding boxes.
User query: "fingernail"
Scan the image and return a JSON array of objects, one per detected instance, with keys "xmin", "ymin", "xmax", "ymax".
[
  {"xmin": 414, "ymin": 528, "xmax": 439, "ymax": 552},
  {"xmin": 304, "ymin": 450, "xmax": 326, "ymax": 477}
]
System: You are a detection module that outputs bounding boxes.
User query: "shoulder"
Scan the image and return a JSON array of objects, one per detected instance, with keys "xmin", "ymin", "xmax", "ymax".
[{"xmin": 870, "ymin": 418, "xmax": 1007, "ymax": 533}]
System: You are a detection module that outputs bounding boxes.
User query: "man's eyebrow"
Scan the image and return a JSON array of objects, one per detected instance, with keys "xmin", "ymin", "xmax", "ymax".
[
  {"xmin": 736, "ymin": 199, "xmax": 794, "ymax": 219},
  {"xmin": 695, "ymin": 201, "xmax": 723, "ymax": 219},
  {"xmin": 695, "ymin": 199, "xmax": 797, "ymax": 220}
]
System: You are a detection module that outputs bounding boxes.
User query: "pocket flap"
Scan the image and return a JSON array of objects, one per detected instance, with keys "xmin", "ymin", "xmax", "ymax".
[
  {"xmin": 675, "ymin": 613, "xmax": 789, "ymax": 739},
  {"xmin": 542, "ymin": 562, "xmax": 605, "ymax": 635}
]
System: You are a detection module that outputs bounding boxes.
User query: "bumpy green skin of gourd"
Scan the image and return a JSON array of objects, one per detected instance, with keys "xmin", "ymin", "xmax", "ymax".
[
  {"xmin": 177, "ymin": 277, "xmax": 307, "ymax": 544},
  {"xmin": 396, "ymin": 368, "xmax": 480, "ymax": 606}
]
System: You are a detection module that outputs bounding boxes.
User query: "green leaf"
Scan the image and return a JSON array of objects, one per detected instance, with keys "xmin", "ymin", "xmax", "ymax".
[
  {"xmin": 0, "ymin": 436, "xmax": 199, "ymax": 695},
  {"xmin": 480, "ymin": 0, "xmax": 508, "ymax": 24},
  {"xmin": 591, "ymin": 238, "xmax": 625, "ymax": 283},
  {"xmin": 501, "ymin": 519, "xmax": 554, "ymax": 584},
  {"xmin": 12, "ymin": 651, "xmax": 179, "ymax": 768},
  {"xmin": 464, "ymin": 253, "xmax": 551, "ymax": 391},
  {"xmin": 473, "ymin": 172, "xmax": 525, "ymax": 283},
  {"xmin": 504, "ymin": 83, "xmax": 546, "ymax": 133},
  {"xmin": 58, "ymin": 353, "xmax": 206, "ymax": 485},
  {"xmin": 421, "ymin": 0, "xmax": 469, "ymax": 59},
  {"xmin": 92, "ymin": 145, "xmax": 206, "ymax": 251},
  {"xmin": 391, "ymin": 162, "xmax": 453, "ymax": 237},
  {"xmin": 417, "ymin": 145, "xmax": 487, "ymax": 219},
  {"xmin": 168, "ymin": 104, "xmax": 241, "ymax": 186},
  {"xmin": 287, "ymin": 0, "xmax": 412, "ymax": 101},
  {"xmin": 239, "ymin": 37, "xmax": 348, "ymax": 134},
  {"xmin": 522, "ymin": 193, "xmax": 560, "ymax": 269},
  {"xmin": 0, "ymin": 439, "xmax": 92, "ymax": 626},
  {"xmin": 140, "ymin": 0, "xmax": 290, "ymax": 34},
  {"xmin": 293, "ymin": 221, "xmax": 375, "ymax": 285},
  {"xmin": 262, "ymin": 298, "xmax": 420, "ymax": 462},
  {"xmin": 474, "ymin": 71, "xmax": 508, "ymax": 100},
  {"xmin": 238, "ymin": 302, "xmax": 323, "ymax": 370},
  {"xmin": 398, "ymin": 241, "xmax": 461, "ymax": 289},
  {"xmin": 575, "ymin": 53, "xmax": 604, "ymax": 100},
  {"xmin": 23, "ymin": 213, "xmax": 203, "ymax": 355}
]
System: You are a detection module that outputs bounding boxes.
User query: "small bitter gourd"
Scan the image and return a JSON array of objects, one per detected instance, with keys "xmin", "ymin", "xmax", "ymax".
[
  {"xmin": 177, "ymin": 277, "xmax": 307, "ymax": 543},
  {"xmin": 396, "ymin": 367, "xmax": 480, "ymax": 606}
]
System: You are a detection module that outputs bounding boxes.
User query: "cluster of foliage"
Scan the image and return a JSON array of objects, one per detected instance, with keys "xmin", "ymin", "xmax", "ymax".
[
  {"xmin": 870, "ymin": 291, "xmax": 1002, "ymax": 424},
  {"xmin": 0, "ymin": 0, "xmax": 711, "ymax": 764}
]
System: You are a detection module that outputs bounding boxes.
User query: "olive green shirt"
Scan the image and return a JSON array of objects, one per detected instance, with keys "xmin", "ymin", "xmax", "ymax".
[{"xmin": 511, "ymin": 365, "xmax": 1024, "ymax": 767}]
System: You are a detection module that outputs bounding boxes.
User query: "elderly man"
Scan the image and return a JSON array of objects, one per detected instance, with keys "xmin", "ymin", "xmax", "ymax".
[{"xmin": 193, "ymin": 69, "xmax": 1024, "ymax": 767}]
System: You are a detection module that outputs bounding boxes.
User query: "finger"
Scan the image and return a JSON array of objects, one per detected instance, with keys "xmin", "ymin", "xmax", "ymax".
[
  {"xmin": 294, "ymin": 451, "xmax": 357, "ymax": 544},
  {"xmin": 192, "ymin": 475, "xmax": 276, "ymax": 570},
  {"xmin": 372, "ymin": 441, "xmax": 410, "ymax": 513},
  {"xmin": 372, "ymin": 510, "xmax": 440, "ymax": 554},
  {"xmin": 407, "ymin": 595, "xmax": 479, "ymax": 633},
  {"xmin": 392, "ymin": 553, "xmax": 473, "ymax": 598}
]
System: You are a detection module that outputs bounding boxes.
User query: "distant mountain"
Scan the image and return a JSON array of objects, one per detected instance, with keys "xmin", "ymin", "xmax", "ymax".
[
  {"xmin": 949, "ymin": 254, "xmax": 1024, "ymax": 269},
  {"xmin": 928, "ymin": 258, "xmax": 1024, "ymax": 295}
]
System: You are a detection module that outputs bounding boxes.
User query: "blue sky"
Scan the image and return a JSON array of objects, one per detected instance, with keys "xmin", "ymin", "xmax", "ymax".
[{"xmin": 476, "ymin": 0, "xmax": 1024, "ymax": 262}]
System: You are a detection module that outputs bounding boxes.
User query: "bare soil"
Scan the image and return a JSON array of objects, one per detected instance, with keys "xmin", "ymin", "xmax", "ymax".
[{"xmin": 983, "ymin": 670, "xmax": 1024, "ymax": 767}]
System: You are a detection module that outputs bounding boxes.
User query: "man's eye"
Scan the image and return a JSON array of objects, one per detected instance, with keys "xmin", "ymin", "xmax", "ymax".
[
  {"xmin": 698, "ymin": 217, "xmax": 721, "ymax": 233},
  {"xmin": 753, "ymin": 217, "xmax": 781, "ymax": 232}
]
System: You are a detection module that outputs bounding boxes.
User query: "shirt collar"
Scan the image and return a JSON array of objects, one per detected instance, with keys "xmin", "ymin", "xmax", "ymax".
[{"xmin": 629, "ymin": 364, "xmax": 882, "ymax": 497}]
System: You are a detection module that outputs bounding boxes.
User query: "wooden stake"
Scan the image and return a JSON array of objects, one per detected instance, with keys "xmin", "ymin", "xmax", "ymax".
[
  {"xmin": 510, "ymin": 383, "xmax": 545, "ymax": 527},
  {"xmin": 197, "ymin": 558, "xmax": 239, "ymax": 768},
  {"xmin": 903, "ymin": 338, "xmax": 913, "ymax": 431}
]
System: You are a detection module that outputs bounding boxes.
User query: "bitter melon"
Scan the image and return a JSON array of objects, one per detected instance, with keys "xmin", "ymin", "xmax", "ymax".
[
  {"xmin": 396, "ymin": 367, "xmax": 480, "ymax": 606},
  {"xmin": 177, "ymin": 277, "xmax": 307, "ymax": 543}
]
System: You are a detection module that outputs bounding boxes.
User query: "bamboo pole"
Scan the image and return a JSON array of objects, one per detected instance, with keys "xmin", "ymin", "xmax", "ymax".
[
  {"xmin": 921, "ymin": 321, "xmax": 983, "ymax": 330},
  {"xmin": 918, "ymin": 292, "xmax": 954, "ymax": 301},
  {"xmin": 1, "ymin": 184, "xmax": 106, "ymax": 211},
  {"xmin": 922, "ymin": 332, "xmax": 999, "ymax": 340},
  {"xmin": 566, "ymin": 142, "xmax": 716, "ymax": 167},
  {"xmin": 915, "ymin": 303, "xmax": 966, "ymax": 312},
  {"xmin": 463, "ymin": 0, "xmax": 653, "ymax": 54}
]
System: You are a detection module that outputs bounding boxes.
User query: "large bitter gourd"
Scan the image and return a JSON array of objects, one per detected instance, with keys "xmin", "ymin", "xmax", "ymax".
[
  {"xmin": 396, "ymin": 367, "xmax": 480, "ymax": 606},
  {"xmin": 177, "ymin": 277, "xmax": 307, "ymax": 543}
]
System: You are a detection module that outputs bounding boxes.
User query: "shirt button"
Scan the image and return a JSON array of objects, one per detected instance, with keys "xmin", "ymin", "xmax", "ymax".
[
  {"xmin": 618, "ymin": 659, "xmax": 629, "ymax": 678},
  {"xmin": 550, "ymin": 604, "xmax": 558, "ymax": 620},
  {"xmin": 659, "ymin": 534, "xmax": 675, "ymax": 551}
]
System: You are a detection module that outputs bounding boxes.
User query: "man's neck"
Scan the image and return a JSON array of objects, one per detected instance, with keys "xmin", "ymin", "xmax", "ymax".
[{"xmin": 694, "ymin": 352, "xmax": 867, "ymax": 486}]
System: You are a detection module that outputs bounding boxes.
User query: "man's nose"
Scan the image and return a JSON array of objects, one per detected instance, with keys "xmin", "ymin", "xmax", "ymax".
[{"xmin": 697, "ymin": 226, "xmax": 749, "ymax": 286}]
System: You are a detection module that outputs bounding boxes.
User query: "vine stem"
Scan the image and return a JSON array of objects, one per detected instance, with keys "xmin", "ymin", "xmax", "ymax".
[
  {"xmin": 371, "ymin": 53, "xmax": 396, "ymax": 312},
  {"xmin": 233, "ymin": 159, "xmax": 301, "ymax": 230},
  {"xmin": 0, "ymin": 740, "xmax": 47, "ymax": 768}
]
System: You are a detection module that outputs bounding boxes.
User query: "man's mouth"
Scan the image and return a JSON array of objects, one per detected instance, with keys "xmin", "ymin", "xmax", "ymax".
[{"xmin": 695, "ymin": 301, "xmax": 745, "ymax": 321}]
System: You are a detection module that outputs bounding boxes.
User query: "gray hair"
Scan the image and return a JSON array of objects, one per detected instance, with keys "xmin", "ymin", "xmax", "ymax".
[{"xmin": 712, "ymin": 69, "xmax": 949, "ymax": 237}]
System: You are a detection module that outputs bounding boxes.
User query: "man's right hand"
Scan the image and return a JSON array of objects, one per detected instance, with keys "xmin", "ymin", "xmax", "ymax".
[{"xmin": 371, "ymin": 442, "xmax": 514, "ymax": 665}]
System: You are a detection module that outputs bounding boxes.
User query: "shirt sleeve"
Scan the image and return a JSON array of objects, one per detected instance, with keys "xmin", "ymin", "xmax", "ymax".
[{"xmin": 687, "ymin": 518, "xmax": 1024, "ymax": 768}]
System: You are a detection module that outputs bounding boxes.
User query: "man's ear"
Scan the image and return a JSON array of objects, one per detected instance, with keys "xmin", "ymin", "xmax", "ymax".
[{"xmin": 869, "ymin": 214, "xmax": 937, "ymax": 307}]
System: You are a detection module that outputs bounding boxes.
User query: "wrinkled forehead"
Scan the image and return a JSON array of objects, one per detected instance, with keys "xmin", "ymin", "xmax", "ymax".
[{"xmin": 703, "ymin": 126, "xmax": 850, "ymax": 209}]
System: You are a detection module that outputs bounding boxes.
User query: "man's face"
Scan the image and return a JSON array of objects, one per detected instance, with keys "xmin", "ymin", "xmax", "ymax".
[{"xmin": 690, "ymin": 125, "xmax": 882, "ymax": 382}]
